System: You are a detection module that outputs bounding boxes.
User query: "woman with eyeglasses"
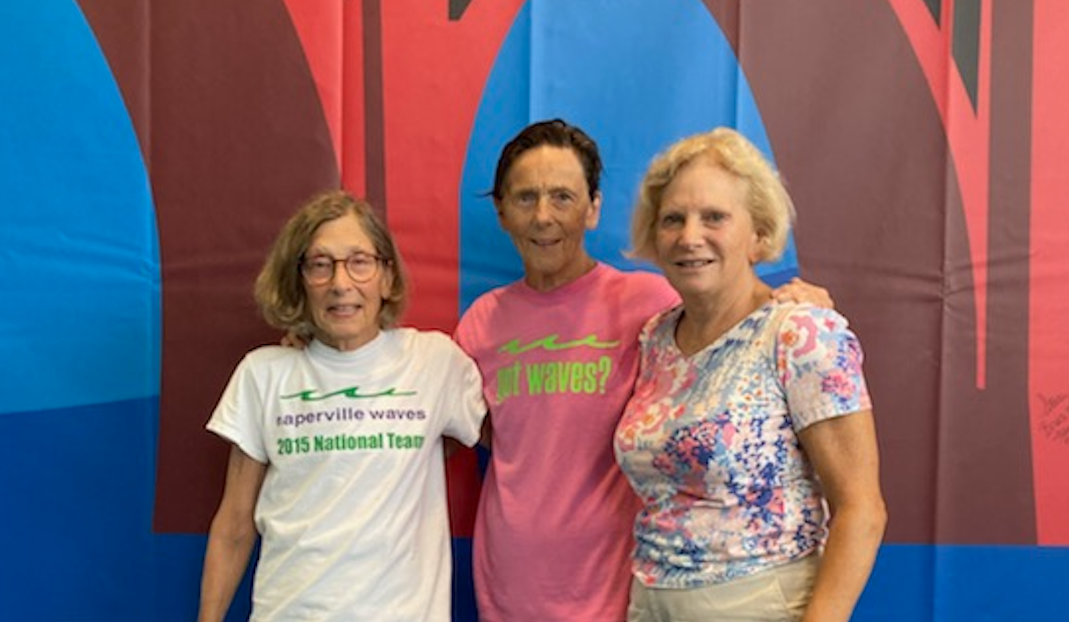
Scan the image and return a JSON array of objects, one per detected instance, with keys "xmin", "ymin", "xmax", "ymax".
[{"xmin": 198, "ymin": 190, "xmax": 487, "ymax": 622}]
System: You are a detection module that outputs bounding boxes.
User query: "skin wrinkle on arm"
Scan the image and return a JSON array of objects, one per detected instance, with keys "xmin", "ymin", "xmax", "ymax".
[
  {"xmin": 796, "ymin": 410, "xmax": 887, "ymax": 622},
  {"xmin": 198, "ymin": 445, "xmax": 268, "ymax": 622}
]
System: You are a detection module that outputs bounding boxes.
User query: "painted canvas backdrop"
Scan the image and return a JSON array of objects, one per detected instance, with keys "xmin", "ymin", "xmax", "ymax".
[{"xmin": 2, "ymin": 1, "xmax": 1068, "ymax": 620}]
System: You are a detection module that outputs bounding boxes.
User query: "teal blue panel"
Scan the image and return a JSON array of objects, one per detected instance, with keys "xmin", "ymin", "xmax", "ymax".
[
  {"xmin": 0, "ymin": 2, "xmax": 159, "ymax": 414},
  {"xmin": 855, "ymin": 544, "xmax": 1069, "ymax": 621}
]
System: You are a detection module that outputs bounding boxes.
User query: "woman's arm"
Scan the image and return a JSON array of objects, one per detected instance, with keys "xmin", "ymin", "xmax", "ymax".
[
  {"xmin": 198, "ymin": 445, "xmax": 268, "ymax": 622},
  {"xmin": 798, "ymin": 410, "xmax": 887, "ymax": 622},
  {"xmin": 477, "ymin": 414, "xmax": 492, "ymax": 450},
  {"xmin": 444, "ymin": 415, "xmax": 492, "ymax": 457}
]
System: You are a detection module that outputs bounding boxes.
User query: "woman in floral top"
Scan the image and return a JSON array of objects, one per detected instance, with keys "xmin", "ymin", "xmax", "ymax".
[{"xmin": 615, "ymin": 128, "xmax": 886, "ymax": 622}]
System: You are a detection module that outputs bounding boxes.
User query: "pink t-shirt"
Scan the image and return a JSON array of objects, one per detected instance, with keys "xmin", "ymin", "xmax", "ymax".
[{"xmin": 455, "ymin": 263, "xmax": 678, "ymax": 622}]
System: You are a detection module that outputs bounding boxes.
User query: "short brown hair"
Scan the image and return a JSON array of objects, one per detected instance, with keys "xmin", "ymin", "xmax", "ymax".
[
  {"xmin": 255, "ymin": 190, "xmax": 408, "ymax": 334},
  {"xmin": 631, "ymin": 127, "xmax": 795, "ymax": 264},
  {"xmin": 490, "ymin": 119, "xmax": 602, "ymax": 201}
]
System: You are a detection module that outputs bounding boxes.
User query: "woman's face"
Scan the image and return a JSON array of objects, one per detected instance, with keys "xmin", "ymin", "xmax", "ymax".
[
  {"xmin": 496, "ymin": 145, "xmax": 601, "ymax": 291},
  {"xmin": 653, "ymin": 157, "xmax": 761, "ymax": 301},
  {"xmin": 302, "ymin": 212, "xmax": 392, "ymax": 351}
]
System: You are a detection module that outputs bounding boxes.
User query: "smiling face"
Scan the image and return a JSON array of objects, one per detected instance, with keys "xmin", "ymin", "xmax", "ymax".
[
  {"xmin": 303, "ymin": 211, "xmax": 393, "ymax": 351},
  {"xmin": 496, "ymin": 145, "xmax": 601, "ymax": 291},
  {"xmin": 654, "ymin": 156, "xmax": 763, "ymax": 303}
]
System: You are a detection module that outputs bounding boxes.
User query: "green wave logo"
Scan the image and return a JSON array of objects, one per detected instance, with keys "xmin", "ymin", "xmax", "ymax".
[
  {"xmin": 497, "ymin": 334, "xmax": 620, "ymax": 356},
  {"xmin": 281, "ymin": 386, "xmax": 417, "ymax": 401}
]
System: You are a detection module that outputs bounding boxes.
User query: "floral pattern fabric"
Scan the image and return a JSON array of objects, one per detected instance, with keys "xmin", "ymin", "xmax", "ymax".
[{"xmin": 614, "ymin": 302, "xmax": 871, "ymax": 588}]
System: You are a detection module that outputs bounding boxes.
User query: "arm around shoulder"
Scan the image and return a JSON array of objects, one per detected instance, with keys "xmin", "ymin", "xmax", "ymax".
[{"xmin": 771, "ymin": 276, "xmax": 834, "ymax": 309}]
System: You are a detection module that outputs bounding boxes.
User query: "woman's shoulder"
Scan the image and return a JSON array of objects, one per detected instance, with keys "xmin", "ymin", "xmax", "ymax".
[
  {"xmin": 607, "ymin": 265, "xmax": 677, "ymax": 298},
  {"xmin": 386, "ymin": 328, "xmax": 478, "ymax": 377},
  {"xmin": 240, "ymin": 344, "xmax": 302, "ymax": 366},
  {"xmin": 774, "ymin": 302, "xmax": 852, "ymax": 333},
  {"xmin": 221, "ymin": 344, "xmax": 306, "ymax": 385},
  {"xmin": 770, "ymin": 302, "xmax": 863, "ymax": 364},
  {"xmin": 391, "ymin": 326, "xmax": 465, "ymax": 354},
  {"xmin": 640, "ymin": 305, "xmax": 683, "ymax": 340}
]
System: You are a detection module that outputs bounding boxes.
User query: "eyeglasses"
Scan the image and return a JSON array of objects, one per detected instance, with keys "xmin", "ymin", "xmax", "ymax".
[{"xmin": 300, "ymin": 252, "xmax": 388, "ymax": 285}]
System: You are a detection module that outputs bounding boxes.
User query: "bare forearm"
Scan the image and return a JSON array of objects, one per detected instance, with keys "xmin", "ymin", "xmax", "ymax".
[
  {"xmin": 198, "ymin": 525, "xmax": 257, "ymax": 622},
  {"xmin": 801, "ymin": 503, "xmax": 887, "ymax": 622}
]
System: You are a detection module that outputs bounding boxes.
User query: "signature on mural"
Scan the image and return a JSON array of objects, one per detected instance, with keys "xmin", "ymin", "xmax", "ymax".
[{"xmin": 1037, "ymin": 393, "xmax": 1069, "ymax": 445}]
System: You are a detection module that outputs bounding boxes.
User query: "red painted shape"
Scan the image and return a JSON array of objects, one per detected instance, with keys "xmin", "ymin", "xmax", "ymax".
[
  {"xmin": 376, "ymin": 0, "xmax": 526, "ymax": 536},
  {"xmin": 279, "ymin": 2, "xmax": 366, "ymax": 197},
  {"xmin": 378, "ymin": 0, "xmax": 525, "ymax": 332},
  {"xmin": 1030, "ymin": 0, "xmax": 1069, "ymax": 546},
  {"xmin": 888, "ymin": 0, "xmax": 991, "ymax": 388}
]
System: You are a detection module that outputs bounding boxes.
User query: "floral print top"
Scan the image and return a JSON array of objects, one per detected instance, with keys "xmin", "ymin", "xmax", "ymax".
[{"xmin": 614, "ymin": 302, "xmax": 871, "ymax": 588}]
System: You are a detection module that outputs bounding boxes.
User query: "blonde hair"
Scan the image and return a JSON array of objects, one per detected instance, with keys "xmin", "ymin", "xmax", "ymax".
[
  {"xmin": 630, "ymin": 127, "xmax": 795, "ymax": 263},
  {"xmin": 254, "ymin": 190, "xmax": 408, "ymax": 334}
]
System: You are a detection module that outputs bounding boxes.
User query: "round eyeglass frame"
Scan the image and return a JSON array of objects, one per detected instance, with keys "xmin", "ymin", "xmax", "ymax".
[{"xmin": 299, "ymin": 252, "xmax": 389, "ymax": 285}]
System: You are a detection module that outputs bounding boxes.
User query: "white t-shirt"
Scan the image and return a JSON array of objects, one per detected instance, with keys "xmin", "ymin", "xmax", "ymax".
[{"xmin": 207, "ymin": 328, "xmax": 487, "ymax": 622}]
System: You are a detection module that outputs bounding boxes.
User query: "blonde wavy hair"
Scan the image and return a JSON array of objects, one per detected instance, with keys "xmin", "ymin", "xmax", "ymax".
[{"xmin": 630, "ymin": 127, "xmax": 795, "ymax": 264}]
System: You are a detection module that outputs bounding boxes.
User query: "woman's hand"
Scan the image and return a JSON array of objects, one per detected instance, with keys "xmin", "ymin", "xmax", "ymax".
[
  {"xmin": 771, "ymin": 277, "xmax": 834, "ymax": 308},
  {"xmin": 280, "ymin": 330, "xmax": 310, "ymax": 349}
]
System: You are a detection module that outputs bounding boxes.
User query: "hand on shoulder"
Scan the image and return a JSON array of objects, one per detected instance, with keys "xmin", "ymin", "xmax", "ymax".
[{"xmin": 771, "ymin": 277, "xmax": 834, "ymax": 309}]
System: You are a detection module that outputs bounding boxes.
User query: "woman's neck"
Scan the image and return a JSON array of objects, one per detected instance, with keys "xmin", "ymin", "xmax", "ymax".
[{"xmin": 675, "ymin": 278, "xmax": 770, "ymax": 356}]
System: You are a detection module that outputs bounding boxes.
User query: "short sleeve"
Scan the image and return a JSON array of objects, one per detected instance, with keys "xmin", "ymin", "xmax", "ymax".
[
  {"xmin": 776, "ymin": 306, "xmax": 872, "ymax": 432},
  {"xmin": 636, "ymin": 309, "xmax": 666, "ymax": 366},
  {"xmin": 439, "ymin": 339, "xmax": 488, "ymax": 447},
  {"xmin": 454, "ymin": 295, "xmax": 489, "ymax": 361},
  {"xmin": 206, "ymin": 354, "xmax": 270, "ymax": 463},
  {"xmin": 637, "ymin": 312, "xmax": 658, "ymax": 350}
]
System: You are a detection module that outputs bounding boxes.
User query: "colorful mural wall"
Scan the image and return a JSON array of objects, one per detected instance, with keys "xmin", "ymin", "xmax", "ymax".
[{"xmin": 2, "ymin": 1, "xmax": 1068, "ymax": 620}]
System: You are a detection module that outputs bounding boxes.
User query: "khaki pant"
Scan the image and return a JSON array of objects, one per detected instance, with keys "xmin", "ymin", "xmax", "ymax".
[{"xmin": 627, "ymin": 555, "xmax": 819, "ymax": 622}]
